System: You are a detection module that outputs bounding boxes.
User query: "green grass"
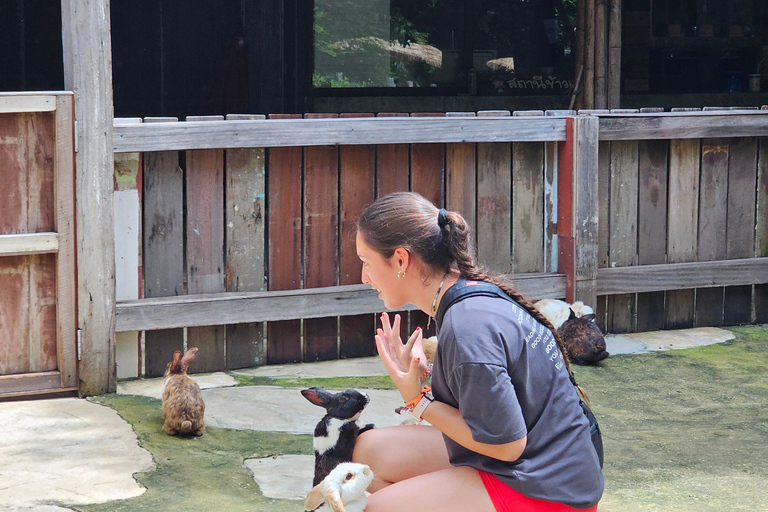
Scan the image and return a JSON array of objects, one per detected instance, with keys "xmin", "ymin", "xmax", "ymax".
[{"xmin": 71, "ymin": 325, "xmax": 768, "ymax": 512}]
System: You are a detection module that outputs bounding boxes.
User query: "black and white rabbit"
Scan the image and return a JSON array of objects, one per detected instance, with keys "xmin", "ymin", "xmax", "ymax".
[{"xmin": 301, "ymin": 387, "xmax": 375, "ymax": 487}]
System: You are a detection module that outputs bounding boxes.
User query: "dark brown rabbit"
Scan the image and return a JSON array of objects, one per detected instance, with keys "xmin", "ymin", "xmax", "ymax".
[
  {"xmin": 162, "ymin": 347, "xmax": 205, "ymax": 436},
  {"xmin": 558, "ymin": 310, "xmax": 609, "ymax": 365}
]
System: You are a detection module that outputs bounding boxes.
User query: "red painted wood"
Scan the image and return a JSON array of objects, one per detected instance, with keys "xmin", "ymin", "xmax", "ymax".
[
  {"xmin": 304, "ymin": 113, "xmax": 340, "ymax": 361},
  {"xmin": 267, "ymin": 114, "xmax": 303, "ymax": 363}
]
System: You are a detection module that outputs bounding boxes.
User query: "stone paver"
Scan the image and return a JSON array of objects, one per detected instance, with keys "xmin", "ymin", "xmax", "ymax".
[
  {"xmin": 116, "ymin": 371, "xmax": 237, "ymax": 399},
  {"xmin": 0, "ymin": 398, "xmax": 154, "ymax": 509},
  {"xmin": 244, "ymin": 455, "xmax": 315, "ymax": 500},
  {"xmin": 232, "ymin": 356, "xmax": 387, "ymax": 379}
]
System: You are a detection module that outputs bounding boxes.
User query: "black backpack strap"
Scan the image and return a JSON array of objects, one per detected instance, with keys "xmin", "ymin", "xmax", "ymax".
[{"xmin": 435, "ymin": 279, "xmax": 516, "ymax": 330}]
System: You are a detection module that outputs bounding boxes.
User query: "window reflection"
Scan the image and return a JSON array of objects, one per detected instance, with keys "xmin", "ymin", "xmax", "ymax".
[{"xmin": 313, "ymin": 0, "xmax": 577, "ymax": 95}]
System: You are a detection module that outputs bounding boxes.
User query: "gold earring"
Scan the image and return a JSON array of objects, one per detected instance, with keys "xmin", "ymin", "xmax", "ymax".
[{"xmin": 397, "ymin": 269, "xmax": 406, "ymax": 279}]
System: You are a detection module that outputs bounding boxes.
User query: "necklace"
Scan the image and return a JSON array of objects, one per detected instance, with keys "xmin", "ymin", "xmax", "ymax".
[{"xmin": 427, "ymin": 272, "xmax": 449, "ymax": 330}]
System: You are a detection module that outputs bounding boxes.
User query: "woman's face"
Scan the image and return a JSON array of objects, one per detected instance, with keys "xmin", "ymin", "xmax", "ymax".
[{"xmin": 356, "ymin": 231, "xmax": 406, "ymax": 310}]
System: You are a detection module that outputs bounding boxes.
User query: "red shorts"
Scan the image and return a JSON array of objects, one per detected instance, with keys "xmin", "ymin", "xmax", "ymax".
[{"xmin": 478, "ymin": 471, "xmax": 598, "ymax": 512}]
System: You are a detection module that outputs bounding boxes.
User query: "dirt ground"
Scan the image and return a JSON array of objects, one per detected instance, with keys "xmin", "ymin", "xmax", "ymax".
[{"xmin": 72, "ymin": 325, "xmax": 768, "ymax": 512}]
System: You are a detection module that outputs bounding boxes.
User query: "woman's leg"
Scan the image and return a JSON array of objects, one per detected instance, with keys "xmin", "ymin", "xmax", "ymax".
[
  {"xmin": 365, "ymin": 466, "xmax": 496, "ymax": 512},
  {"xmin": 352, "ymin": 424, "xmax": 451, "ymax": 492},
  {"xmin": 353, "ymin": 425, "xmax": 496, "ymax": 512}
]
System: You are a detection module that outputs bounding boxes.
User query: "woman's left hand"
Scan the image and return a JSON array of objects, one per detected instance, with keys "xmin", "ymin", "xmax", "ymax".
[{"xmin": 375, "ymin": 312, "xmax": 424, "ymax": 402}]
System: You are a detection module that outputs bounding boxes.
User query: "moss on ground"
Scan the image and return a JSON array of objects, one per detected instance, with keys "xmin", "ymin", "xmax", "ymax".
[
  {"xmin": 573, "ymin": 325, "xmax": 768, "ymax": 511},
  {"xmin": 71, "ymin": 394, "xmax": 312, "ymax": 512},
  {"xmin": 72, "ymin": 325, "xmax": 768, "ymax": 511},
  {"xmin": 234, "ymin": 374, "xmax": 395, "ymax": 390}
]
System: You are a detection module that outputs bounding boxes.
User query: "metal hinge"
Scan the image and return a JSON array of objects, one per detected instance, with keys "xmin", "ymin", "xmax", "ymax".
[
  {"xmin": 77, "ymin": 328, "xmax": 82, "ymax": 361},
  {"xmin": 74, "ymin": 120, "xmax": 79, "ymax": 153}
]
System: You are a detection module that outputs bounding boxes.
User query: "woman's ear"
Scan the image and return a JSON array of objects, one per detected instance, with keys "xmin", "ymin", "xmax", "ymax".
[{"xmin": 392, "ymin": 246, "xmax": 410, "ymax": 272}]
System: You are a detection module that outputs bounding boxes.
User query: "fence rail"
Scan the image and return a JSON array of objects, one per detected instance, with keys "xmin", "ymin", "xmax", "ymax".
[{"xmin": 110, "ymin": 108, "xmax": 768, "ymax": 377}]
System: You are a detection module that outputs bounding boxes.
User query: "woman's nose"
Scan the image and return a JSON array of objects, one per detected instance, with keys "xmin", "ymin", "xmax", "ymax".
[{"xmin": 361, "ymin": 267, "xmax": 370, "ymax": 284}]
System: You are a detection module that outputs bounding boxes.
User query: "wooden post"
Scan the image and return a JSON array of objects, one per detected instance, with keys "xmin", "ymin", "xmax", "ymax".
[
  {"xmin": 559, "ymin": 116, "xmax": 599, "ymax": 308},
  {"xmin": 61, "ymin": 0, "xmax": 116, "ymax": 395},
  {"xmin": 594, "ymin": 0, "xmax": 607, "ymax": 109},
  {"xmin": 607, "ymin": 0, "xmax": 622, "ymax": 108}
]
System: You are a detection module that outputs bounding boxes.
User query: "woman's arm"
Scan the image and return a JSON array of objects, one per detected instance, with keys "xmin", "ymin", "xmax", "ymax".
[
  {"xmin": 375, "ymin": 313, "xmax": 525, "ymax": 463},
  {"xmin": 421, "ymin": 400, "xmax": 526, "ymax": 463}
]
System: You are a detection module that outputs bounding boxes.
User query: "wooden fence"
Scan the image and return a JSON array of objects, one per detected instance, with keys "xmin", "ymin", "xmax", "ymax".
[{"xmin": 111, "ymin": 109, "xmax": 768, "ymax": 378}]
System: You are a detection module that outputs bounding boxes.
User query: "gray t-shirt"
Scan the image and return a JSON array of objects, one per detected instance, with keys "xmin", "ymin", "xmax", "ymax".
[{"xmin": 432, "ymin": 283, "xmax": 604, "ymax": 509}]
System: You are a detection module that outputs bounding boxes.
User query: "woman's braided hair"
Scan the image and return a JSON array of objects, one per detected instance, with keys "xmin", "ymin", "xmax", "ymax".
[{"xmin": 358, "ymin": 191, "xmax": 585, "ymax": 396}]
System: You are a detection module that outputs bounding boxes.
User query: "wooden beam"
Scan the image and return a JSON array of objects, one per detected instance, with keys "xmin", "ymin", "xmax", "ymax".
[
  {"xmin": 597, "ymin": 258, "xmax": 768, "ymax": 295},
  {"xmin": 113, "ymin": 116, "xmax": 569, "ymax": 152},
  {"xmin": 0, "ymin": 233, "xmax": 59, "ymax": 256},
  {"xmin": 61, "ymin": 0, "xmax": 116, "ymax": 395},
  {"xmin": 599, "ymin": 112, "xmax": 768, "ymax": 140},
  {"xmin": 572, "ymin": 116, "xmax": 600, "ymax": 308},
  {"xmin": 0, "ymin": 92, "xmax": 57, "ymax": 113},
  {"xmin": 115, "ymin": 274, "xmax": 566, "ymax": 332},
  {"xmin": 0, "ymin": 371, "xmax": 62, "ymax": 396}
]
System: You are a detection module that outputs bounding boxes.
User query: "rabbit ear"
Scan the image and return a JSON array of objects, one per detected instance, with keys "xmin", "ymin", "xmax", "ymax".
[
  {"xmin": 568, "ymin": 307, "xmax": 577, "ymax": 320},
  {"xmin": 304, "ymin": 483, "xmax": 326, "ymax": 511},
  {"xmin": 180, "ymin": 347, "xmax": 198, "ymax": 369},
  {"xmin": 582, "ymin": 313, "xmax": 597, "ymax": 322},
  {"xmin": 169, "ymin": 350, "xmax": 183, "ymax": 373},
  {"xmin": 301, "ymin": 387, "xmax": 331, "ymax": 407},
  {"xmin": 323, "ymin": 489, "xmax": 346, "ymax": 512}
]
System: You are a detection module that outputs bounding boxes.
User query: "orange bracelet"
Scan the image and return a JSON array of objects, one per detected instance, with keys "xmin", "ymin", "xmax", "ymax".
[{"xmin": 405, "ymin": 386, "xmax": 431, "ymax": 410}]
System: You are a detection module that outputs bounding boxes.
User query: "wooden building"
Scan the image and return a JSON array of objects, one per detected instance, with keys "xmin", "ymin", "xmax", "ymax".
[{"xmin": 1, "ymin": 1, "xmax": 767, "ymax": 398}]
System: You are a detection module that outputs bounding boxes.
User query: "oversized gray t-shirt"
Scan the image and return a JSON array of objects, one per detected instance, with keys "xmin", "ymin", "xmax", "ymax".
[{"xmin": 432, "ymin": 284, "xmax": 604, "ymax": 509}]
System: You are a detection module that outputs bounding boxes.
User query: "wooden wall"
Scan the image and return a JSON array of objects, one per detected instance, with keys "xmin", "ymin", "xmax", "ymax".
[{"xmin": 117, "ymin": 112, "xmax": 557, "ymax": 376}]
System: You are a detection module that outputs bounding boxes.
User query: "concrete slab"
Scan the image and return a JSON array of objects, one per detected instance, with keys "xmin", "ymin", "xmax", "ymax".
[
  {"xmin": 244, "ymin": 454, "xmax": 314, "ymax": 500},
  {"xmin": 0, "ymin": 398, "xmax": 154, "ymax": 508},
  {"xmin": 203, "ymin": 386, "xmax": 407, "ymax": 434},
  {"xmin": 606, "ymin": 327, "xmax": 734, "ymax": 355},
  {"xmin": 116, "ymin": 372, "xmax": 237, "ymax": 399},
  {"xmin": 232, "ymin": 356, "xmax": 387, "ymax": 379}
]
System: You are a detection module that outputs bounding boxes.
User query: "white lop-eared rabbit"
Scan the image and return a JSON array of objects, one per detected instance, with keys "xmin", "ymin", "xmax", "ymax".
[
  {"xmin": 304, "ymin": 462, "xmax": 374, "ymax": 512},
  {"xmin": 533, "ymin": 299, "xmax": 594, "ymax": 330}
]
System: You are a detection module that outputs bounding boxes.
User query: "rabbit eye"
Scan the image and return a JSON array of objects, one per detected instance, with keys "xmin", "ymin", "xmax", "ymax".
[
  {"xmin": 345, "ymin": 472, "xmax": 354, "ymax": 480},
  {"xmin": 339, "ymin": 396, "xmax": 348, "ymax": 402}
]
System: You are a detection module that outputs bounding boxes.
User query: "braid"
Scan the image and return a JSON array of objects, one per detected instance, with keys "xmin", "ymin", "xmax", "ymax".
[{"xmin": 443, "ymin": 211, "xmax": 589, "ymax": 403}]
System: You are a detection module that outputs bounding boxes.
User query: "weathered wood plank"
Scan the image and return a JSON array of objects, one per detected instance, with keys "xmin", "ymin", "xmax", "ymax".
[
  {"xmin": 142, "ymin": 118, "xmax": 184, "ymax": 377},
  {"xmin": 636, "ymin": 139, "xmax": 668, "ymax": 331},
  {"xmin": 0, "ymin": 93, "xmax": 57, "ymax": 113},
  {"xmin": 0, "ymin": 371, "xmax": 62, "ymax": 396},
  {"xmin": 512, "ymin": 142, "xmax": 545, "ymax": 273},
  {"xmin": 0, "ymin": 233, "xmax": 58, "ymax": 256},
  {"xmin": 573, "ymin": 116, "xmax": 600, "ymax": 310},
  {"xmin": 224, "ymin": 115, "xmax": 267, "ymax": 369},
  {"xmin": 340, "ymin": 114, "xmax": 377, "ymax": 358},
  {"xmin": 54, "ymin": 95, "xmax": 77, "ymax": 388},
  {"xmin": 266, "ymin": 115, "xmax": 303, "ymax": 363},
  {"xmin": 724, "ymin": 138, "xmax": 758, "ymax": 325},
  {"xmin": 446, "ymin": 141, "xmax": 477, "ymax": 239},
  {"xmin": 304, "ymin": 113, "xmax": 340, "ymax": 362},
  {"xmin": 113, "ymin": 116, "xmax": 569, "ymax": 152},
  {"xmin": 598, "ymin": 258, "xmax": 768, "ymax": 294},
  {"xmin": 477, "ymin": 142, "xmax": 512, "ymax": 273},
  {"xmin": 665, "ymin": 139, "xmax": 700, "ymax": 329},
  {"xmin": 115, "ymin": 273, "xmax": 566, "ymax": 332},
  {"xmin": 756, "ymin": 137, "xmax": 768, "ymax": 323},
  {"xmin": 599, "ymin": 112, "xmax": 768, "ymax": 141},
  {"xmin": 544, "ymin": 141, "xmax": 559, "ymax": 273},
  {"xmin": 0, "ymin": 257, "xmax": 28, "ymax": 374},
  {"xmin": 607, "ymin": 140, "xmax": 638, "ymax": 333},
  {"xmin": 185, "ymin": 118, "xmax": 226, "ymax": 373},
  {"xmin": 695, "ymin": 140, "xmax": 728, "ymax": 327}
]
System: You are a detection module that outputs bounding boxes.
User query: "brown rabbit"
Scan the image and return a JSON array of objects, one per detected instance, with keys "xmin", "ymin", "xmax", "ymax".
[
  {"xmin": 162, "ymin": 347, "xmax": 205, "ymax": 436},
  {"xmin": 557, "ymin": 310, "xmax": 609, "ymax": 365}
]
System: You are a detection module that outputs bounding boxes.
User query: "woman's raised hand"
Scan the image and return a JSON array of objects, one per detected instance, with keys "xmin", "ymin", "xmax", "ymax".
[{"xmin": 375, "ymin": 312, "xmax": 430, "ymax": 402}]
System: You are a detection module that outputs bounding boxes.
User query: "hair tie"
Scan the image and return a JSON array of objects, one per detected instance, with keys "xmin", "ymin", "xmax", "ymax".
[{"xmin": 437, "ymin": 208, "xmax": 448, "ymax": 229}]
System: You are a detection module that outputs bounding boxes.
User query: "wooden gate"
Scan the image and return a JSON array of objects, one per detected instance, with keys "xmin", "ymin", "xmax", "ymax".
[{"xmin": 0, "ymin": 92, "xmax": 77, "ymax": 400}]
